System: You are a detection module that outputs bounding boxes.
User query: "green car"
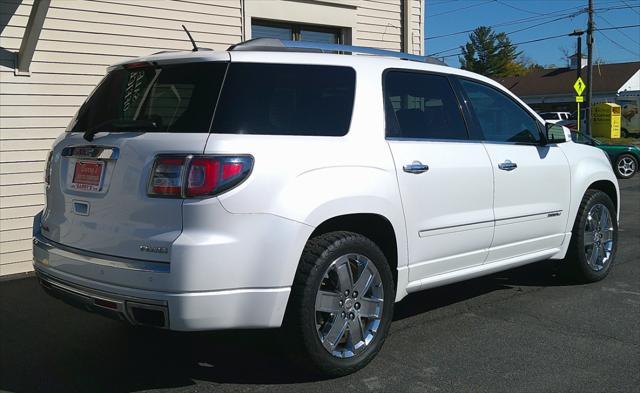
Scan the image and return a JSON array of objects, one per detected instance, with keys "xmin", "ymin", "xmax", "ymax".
[{"xmin": 571, "ymin": 132, "xmax": 640, "ymax": 179}]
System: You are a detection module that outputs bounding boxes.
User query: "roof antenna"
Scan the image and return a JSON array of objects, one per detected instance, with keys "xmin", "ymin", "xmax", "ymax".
[{"xmin": 182, "ymin": 25, "xmax": 198, "ymax": 52}]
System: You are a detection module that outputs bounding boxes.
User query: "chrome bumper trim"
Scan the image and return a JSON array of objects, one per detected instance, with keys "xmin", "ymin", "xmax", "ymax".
[
  {"xmin": 33, "ymin": 233, "xmax": 170, "ymax": 273},
  {"xmin": 35, "ymin": 269, "xmax": 169, "ymax": 328}
]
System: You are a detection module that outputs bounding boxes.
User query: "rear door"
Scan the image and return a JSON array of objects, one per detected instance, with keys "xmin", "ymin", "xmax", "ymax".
[
  {"xmin": 42, "ymin": 60, "xmax": 228, "ymax": 262},
  {"xmin": 458, "ymin": 78, "xmax": 571, "ymax": 263},
  {"xmin": 384, "ymin": 70, "xmax": 494, "ymax": 281}
]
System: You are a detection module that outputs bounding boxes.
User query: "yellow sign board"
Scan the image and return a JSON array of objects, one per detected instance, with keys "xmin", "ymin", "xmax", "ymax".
[
  {"xmin": 592, "ymin": 103, "xmax": 621, "ymax": 138},
  {"xmin": 576, "ymin": 96, "xmax": 584, "ymax": 102},
  {"xmin": 574, "ymin": 77, "xmax": 586, "ymax": 96}
]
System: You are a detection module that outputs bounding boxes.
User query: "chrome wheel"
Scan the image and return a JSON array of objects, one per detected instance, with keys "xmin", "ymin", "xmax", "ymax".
[
  {"xmin": 315, "ymin": 253, "xmax": 384, "ymax": 358},
  {"xmin": 584, "ymin": 203, "xmax": 614, "ymax": 271},
  {"xmin": 617, "ymin": 156, "xmax": 636, "ymax": 177}
]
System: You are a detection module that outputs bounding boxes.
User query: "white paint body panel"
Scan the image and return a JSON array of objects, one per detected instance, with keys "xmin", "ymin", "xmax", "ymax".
[
  {"xmin": 387, "ymin": 140, "xmax": 494, "ymax": 280},
  {"xmin": 483, "ymin": 143, "xmax": 571, "ymax": 262},
  {"xmin": 34, "ymin": 50, "xmax": 619, "ymax": 331}
]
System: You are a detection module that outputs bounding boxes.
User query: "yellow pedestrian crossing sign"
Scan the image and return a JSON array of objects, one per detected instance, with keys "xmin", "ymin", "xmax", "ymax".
[{"xmin": 574, "ymin": 77, "xmax": 586, "ymax": 96}]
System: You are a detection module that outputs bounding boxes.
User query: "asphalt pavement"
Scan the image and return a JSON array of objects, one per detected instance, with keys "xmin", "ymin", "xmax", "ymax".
[{"xmin": 1, "ymin": 177, "xmax": 638, "ymax": 393}]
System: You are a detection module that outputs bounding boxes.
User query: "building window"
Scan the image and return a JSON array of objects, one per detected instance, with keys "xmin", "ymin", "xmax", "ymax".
[{"xmin": 252, "ymin": 19, "xmax": 342, "ymax": 44}]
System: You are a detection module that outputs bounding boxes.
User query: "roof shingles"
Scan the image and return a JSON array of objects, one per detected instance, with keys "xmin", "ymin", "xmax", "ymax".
[{"xmin": 496, "ymin": 61, "xmax": 639, "ymax": 97}]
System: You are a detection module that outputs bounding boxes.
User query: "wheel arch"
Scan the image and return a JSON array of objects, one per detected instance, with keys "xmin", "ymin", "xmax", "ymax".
[
  {"xmin": 587, "ymin": 179, "xmax": 619, "ymax": 212},
  {"xmin": 310, "ymin": 213, "xmax": 399, "ymax": 285},
  {"xmin": 302, "ymin": 210, "xmax": 410, "ymax": 302},
  {"xmin": 562, "ymin": 144, "xmax": 621, "ymax": 232}
]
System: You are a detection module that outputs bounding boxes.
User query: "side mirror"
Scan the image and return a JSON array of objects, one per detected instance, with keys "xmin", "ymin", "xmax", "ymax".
[{"xmin": 545, "ymin": 122, "xmax": 569, "ymax": 144}]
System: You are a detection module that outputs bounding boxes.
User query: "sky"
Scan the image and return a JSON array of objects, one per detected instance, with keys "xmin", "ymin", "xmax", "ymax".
[{"xmin": 424, "ymin": 0, "xmax": 640, "ymax": 68}]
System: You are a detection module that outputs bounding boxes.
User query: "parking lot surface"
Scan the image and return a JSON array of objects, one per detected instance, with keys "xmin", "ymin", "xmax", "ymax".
[{"xmin": 1, "ymin": 177, "xmax": 638, "ymax": 393}]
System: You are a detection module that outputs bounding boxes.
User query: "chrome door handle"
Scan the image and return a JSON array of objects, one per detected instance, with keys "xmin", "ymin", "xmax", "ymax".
[
  {"xmin": 498, "ymin": 160, "xmax": 517, "ymax": 171},
  {"xmin": 403, "ymin": 161, "xmax": 429, "ymax": 174}
]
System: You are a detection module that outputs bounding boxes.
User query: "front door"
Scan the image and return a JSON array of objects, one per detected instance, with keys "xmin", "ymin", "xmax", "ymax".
[
  {"xmin": 384, "ymin": 70, "xmax": 494, "ymax": 282},
  {"xmin": 458, "ymin": 78, "xmax": 571, "ymax": 263}
]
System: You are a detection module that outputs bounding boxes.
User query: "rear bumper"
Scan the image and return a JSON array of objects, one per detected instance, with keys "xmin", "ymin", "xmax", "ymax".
[
  {"xmin": 36, "ymin": 269, "xmax": 170, "ymax": 328},
  {"xmin": 33, "ymin": 234, "xmax": 291, "ymax": 331}
]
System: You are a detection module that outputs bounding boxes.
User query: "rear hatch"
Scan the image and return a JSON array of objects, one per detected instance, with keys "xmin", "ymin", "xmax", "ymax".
[{"xmin": 42, "ymin": 58, "xmax": 228, "ymax": 262}]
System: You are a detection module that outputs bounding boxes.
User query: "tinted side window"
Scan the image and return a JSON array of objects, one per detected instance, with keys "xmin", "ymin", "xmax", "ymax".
[
  {"xmin": 384, "ymin": 71, "xmax": 468, "ymax": 140},
  {"xmin": 212, "ymin": 63, "xmax": 355, "ymax": 136},
  {"xmin": 460, "ymin": 79, "xmax": 541, "ymax": 144}
]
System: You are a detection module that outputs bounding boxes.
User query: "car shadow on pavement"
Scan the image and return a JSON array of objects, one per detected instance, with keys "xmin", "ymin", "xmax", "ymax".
[
  {"xmin": 393, "ymin": 259, "xmax": 566, "ymax": 321},
  {"xmin": 0, "ymin": 259, "xmax": 567, "ymax": 392}
]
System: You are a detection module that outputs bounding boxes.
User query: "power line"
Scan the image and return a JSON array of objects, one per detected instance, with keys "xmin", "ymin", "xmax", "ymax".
[
  {"xmin": 504, "ymin": 12, "xmax": 583, "ymax": 36},
  {"xmin": 597, "ymin": 15, "xmax": 639, "ymax": 45},
  {"xmin": 429, "ymin": 11, "xmax": 584, "ymax": 56},
  {"xmin": 597, "ymin": 30, "xmax": 640, "ymax": 57},
  {"xmin": 431, "ymin": 24, "xmax": 640, "ymax": 60},
  {"xmin": 425, "ymin": 4, "xmax": 587, "ymax": 41},
  {"xmin": 620, "ymin": 0, "xmax": 640, "ymax": 15},
  {"xmin": 424, "ymin": 2, "xmax": 638, "ymax": 41},
  {"xmin": 593, "ymin": 4, "xmax": 640, "ymax": 12},
  {"xmin": 427, "ymin": 10, "xmax": 584, "ymax": 57},
  {"xmin": 438, "ymin": 32, "xmax": 570, "ymax": 59},
  {"xmin": 596, "ymin": 24, "xmax": 640, "ymax": 32},
  {"xmin": 494, "ymin": 0, "xmax": 548, "ymax": 16},
  {"xmin": 427, "ymin": 0, "xmax": 496, "ymax": 18}
]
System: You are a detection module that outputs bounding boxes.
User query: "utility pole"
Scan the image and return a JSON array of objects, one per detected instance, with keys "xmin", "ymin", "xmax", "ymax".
[
  {"xmin": 569, "ymin": 29, "xmax": 584, "ymax": 131},
  {"xmin": 586, "ymin": 0, "xmax": 594, "ymax": 136},
  {"xmin": 576, "ymin": 32, "xmax": 582, "ymax": 81}
]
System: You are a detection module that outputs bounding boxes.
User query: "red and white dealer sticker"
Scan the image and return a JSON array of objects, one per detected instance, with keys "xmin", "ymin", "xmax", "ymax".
[{"xmin": 71, "ymin": 161, "xmax": 104, "ymax": 192}]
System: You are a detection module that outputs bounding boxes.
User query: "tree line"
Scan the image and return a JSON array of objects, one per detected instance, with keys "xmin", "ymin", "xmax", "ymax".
[{"xmin": 459, "ymin": 26, "xmax": 544, "ymax": 77}]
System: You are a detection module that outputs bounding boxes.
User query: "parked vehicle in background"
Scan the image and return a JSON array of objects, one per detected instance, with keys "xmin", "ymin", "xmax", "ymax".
[
  {"xmin": 557, "ymin": 109, "xmax": 587, "ymax": 131},
  {"xmin": 571, "ymin": 131, "xmax": 640, "ymax": 179},
  {"xmin": 33, "ymin": 38, "xmax": 621, "ymax": 377},
  {"xmin": 539, "ymin": 111, "xmax": 572, "ymax": 123},
  {"xmin": 616, "ymin": 94, "xmax": 640, "ymax": 138}
]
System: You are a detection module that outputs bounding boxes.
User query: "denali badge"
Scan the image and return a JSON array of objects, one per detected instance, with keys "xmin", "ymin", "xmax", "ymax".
[{"xmin": 139, "ymin": 245, "xmax": 169, "ymax": 254}]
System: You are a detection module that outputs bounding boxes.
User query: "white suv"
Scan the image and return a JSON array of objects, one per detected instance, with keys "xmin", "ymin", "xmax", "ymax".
[{"xmin": 33, "ymin": 39, "xmax": 620, "ymax": 376}]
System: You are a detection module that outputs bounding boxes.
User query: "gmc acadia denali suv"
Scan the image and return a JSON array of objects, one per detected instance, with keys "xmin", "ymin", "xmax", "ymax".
[{"xmin": 33, "ymin": 39, "xmax": 620, "ymax": 376}]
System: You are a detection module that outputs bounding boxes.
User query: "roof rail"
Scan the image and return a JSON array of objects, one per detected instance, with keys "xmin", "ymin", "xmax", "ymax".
[{"xmin": 228, "ymin": 38, "xmax": 447, "ymax": 66}]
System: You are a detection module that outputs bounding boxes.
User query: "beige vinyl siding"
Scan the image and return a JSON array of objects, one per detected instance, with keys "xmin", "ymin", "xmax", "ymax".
[
  {"xmin": 356, "ymin": 0, "xmax": 402, "ymax": 51},
  {"xmin": 0, "ymin": 0, "xmax": 423, "ymax": 276},
  {"xmin": 410, "ymin": 0, "xmax": 423, "ymax": 55},
  {"xmin": 0, "ymin": 0, "xmax": 242, "ymax": 275}
]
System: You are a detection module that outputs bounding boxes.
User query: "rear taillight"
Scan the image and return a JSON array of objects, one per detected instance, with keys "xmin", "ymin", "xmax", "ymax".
[
  {"xmin": 148, "ymin": 155, "xmax": 252, "ymax": 198},
  {"xmin": 44, "ymin": 151, "xmax": 53, "ymax": 187},
  {"xmin": 149, "ymin": 157, "xmax": 185, "ymax": 197}
]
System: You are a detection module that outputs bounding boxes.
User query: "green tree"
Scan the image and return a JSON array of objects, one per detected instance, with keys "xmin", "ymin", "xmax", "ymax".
[{"xmin": 460, "ymin": 26, "xmax": 539, "ymax": 77}]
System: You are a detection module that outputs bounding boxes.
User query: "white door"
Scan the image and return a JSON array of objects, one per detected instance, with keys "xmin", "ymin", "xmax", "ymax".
[
  {"xmin": 384, "ymin": 71, "xmax": 494, "ymax": 281},
  {"xmin": 458, "ymin": 79, "xmax": 571, "ymax": 262}
]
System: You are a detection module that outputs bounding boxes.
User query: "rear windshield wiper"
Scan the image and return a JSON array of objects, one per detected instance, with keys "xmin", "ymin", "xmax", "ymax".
[{"xmin": 83, "ymin": 119, "xmax": 158, "ymax": 141}]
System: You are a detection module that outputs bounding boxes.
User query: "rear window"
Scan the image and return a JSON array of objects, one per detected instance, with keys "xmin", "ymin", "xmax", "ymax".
[
  {"xmin": 69, "ymin": 62, "xmax": 355, "ymax": 136},
  {"xmin": 69, "ymin": 62, "xmax": 227, "ymax": 133},
  {"xmin": 212, "ymin": 63, "xmax": 356, "ymax": 136}
]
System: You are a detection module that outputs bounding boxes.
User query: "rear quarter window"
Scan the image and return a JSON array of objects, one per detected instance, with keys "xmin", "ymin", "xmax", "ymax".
[
  {"xmin": 69, "ymin": 62, "xmax": 227, "ymax": 133},
  {"xmin": 211, "ymin": 63, "xmax": 356, "ymax": 136}
]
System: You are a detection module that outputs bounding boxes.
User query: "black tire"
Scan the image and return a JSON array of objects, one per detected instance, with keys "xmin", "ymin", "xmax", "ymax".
[
  {"xmin": 285, "ymin": 231, "xmax": 395, "ymax": 377},
  {"xmin": 614, "ymin": 154, "xmax": 637, "ymax": 179},
  {"xmin": 621, "ymin": 128, "xmax": 629, "ymax": 138},
  {"xmin": 563, "ymin": 190, "xmax": 618, "ymax": 283}
]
